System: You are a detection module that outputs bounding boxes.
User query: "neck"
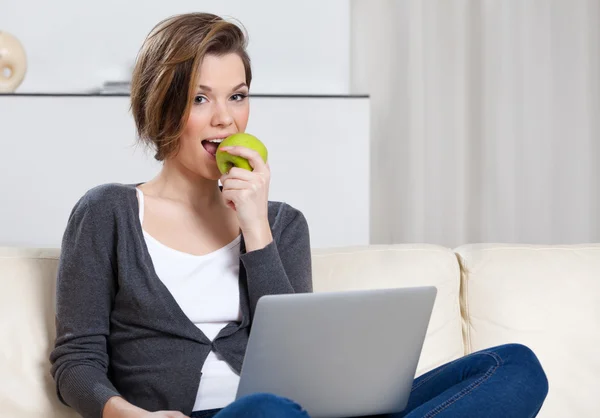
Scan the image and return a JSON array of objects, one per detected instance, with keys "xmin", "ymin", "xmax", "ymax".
[{"xmin": 142, "ymin": 158, "xmax": 224, "ymax": 210}]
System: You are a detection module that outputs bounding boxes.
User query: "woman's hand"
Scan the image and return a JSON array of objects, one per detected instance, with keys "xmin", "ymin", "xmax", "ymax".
[
  {"xmin": 145, "ymin": 412, "xmax": 189, "ymax": 418},
  {"xmin": 220, "ymin": 146, "xmax": 273, "ymax": 251},
  {"xmin": 103, "ymin": 396, "xmax": 189, "ymax": 418}
]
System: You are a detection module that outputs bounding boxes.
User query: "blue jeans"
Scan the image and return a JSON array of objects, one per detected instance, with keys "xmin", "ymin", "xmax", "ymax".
[{"xmin": 190, "ymin": 343, "xmax": 548, "ymax": 418}]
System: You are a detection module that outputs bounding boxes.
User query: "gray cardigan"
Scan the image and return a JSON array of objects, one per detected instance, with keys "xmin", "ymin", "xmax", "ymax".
[{"xmin": 49, "ymin": 183, "xmax": 313, "ymax": 418}]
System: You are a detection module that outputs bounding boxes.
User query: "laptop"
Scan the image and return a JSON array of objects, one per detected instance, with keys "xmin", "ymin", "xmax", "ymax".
[{"xmin": 235, "ymin": 286, "xmax": 437, "ymax": 418}]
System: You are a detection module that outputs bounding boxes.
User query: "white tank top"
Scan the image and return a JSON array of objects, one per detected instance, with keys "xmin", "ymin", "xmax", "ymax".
[{"xmin": 136, "ymin": 188, "xmax": 241, "ymax": 411}]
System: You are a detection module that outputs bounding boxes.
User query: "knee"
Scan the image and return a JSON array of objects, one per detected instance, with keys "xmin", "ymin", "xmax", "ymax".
[
  {"xmin": 227, "ymin": 393, "xmax": 309, "ymax": 417},
  {"xmin": 497, "ymin": 343, "xmax": 549, "ymax": 397}
]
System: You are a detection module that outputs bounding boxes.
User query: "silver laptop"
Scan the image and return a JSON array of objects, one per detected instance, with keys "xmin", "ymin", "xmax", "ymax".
[{"xmin": 235, "ymin": 286, "xmax": 437, "ymax": 418}]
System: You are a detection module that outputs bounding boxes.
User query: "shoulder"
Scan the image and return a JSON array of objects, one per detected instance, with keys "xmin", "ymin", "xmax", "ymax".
[
  {"xmin": 74, "ymin": 182, "xmax": 137, "ymax": 213},
  {"xmin": 267, "ymin": 200, "xmax": 309, "ymax": 234},
  {"xmin": 66, "ymin": 183, "xmax": 137, "ymax": 226},
  {"xmin": 61, "ymin": 183, "xmax": 137, "ymax": 245}
]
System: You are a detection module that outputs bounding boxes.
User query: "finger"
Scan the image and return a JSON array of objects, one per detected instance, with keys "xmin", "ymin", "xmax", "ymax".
[
  {"xmin": 222, "ymin": 168, "xmax": 269, "ymax": 191},
  {"xmin": 221, "ymin": 194, "xmax": 237, "ymax": 211},
  {"xmin": 222, "ymin": 189, "xmax": 253, "ymax": 206},
  {"xmin": 219, "ymin": 146, "xmax": 268, "ymax": 173},
  {"xmin": 221, "ymin": 166, "xmax": 254, "ymax": 182},
  {"xmin": 221, "ymin": 190, "xmax": 237, "ymax": 208},
  {"xmin": 221, "ymin": 178, "xmax": 252, "ymax": 191}
]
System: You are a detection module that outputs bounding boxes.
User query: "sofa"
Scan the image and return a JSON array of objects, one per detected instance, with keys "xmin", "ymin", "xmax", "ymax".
[{"xmin": 1, "ymin": 243, "xmax": 599, "ymax": 417}]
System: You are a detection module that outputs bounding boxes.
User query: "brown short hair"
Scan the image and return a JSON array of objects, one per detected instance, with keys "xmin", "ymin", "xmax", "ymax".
[{"xmin": 130, "ymin": 13, "xmax": 252, "ymax": 161}]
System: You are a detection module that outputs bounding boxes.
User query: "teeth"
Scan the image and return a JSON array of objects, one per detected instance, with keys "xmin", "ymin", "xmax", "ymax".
[{"xmin": 207, "ymin": 138, "xmax": 225, "ymax": 143}]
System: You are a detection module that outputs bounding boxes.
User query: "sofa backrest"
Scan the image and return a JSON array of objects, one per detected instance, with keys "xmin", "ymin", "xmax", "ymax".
[
  {"xmin": 3, "ymin": 243, "xmax": 599, "ymax": 418},
  {"xmin": 311, "ymin": 244, "xmax": 465, "ymax": 377},
  {"xmin": 0, "ymin": 244, "xmax": 465, "ymax": 417},
  {"xmin": 456, "ymin": 244, "xmax": 600, "ymax": 418},
  {"xmin": 0, "ymin": 247, "xmax": 78, "ymax": 418}
]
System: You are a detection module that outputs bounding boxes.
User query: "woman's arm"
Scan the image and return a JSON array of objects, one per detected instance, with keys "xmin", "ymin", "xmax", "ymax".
[
  {"xmin": 218, "ymin": 146, "xmax": 312, "ymax": 316},
  {"xmin": 49, "ymin": 193, "xmax": 122, "ymax": 418},
  {"xmin": 239, "ymin": 206, "xmax": 313, "ymax": 316}
]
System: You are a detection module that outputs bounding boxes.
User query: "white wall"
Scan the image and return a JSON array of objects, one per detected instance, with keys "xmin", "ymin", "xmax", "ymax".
[
  {"xmin": 1, "ymin": 0, "xmax": 350, "ymax": 94},
  {"xmin": 0, "ymin": 95, "xmax": 370, "ymax": 249}
]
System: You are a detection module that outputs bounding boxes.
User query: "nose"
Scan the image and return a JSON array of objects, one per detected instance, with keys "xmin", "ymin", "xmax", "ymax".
[{"xmin": 211, "ymin": 101, "xmax": 234, "ymax": 127}]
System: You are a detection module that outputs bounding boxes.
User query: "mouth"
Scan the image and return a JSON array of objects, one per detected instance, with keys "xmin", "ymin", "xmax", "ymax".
[{"xmin": 201, "ymin": 137, "xmax": 226, "ymax": 158}]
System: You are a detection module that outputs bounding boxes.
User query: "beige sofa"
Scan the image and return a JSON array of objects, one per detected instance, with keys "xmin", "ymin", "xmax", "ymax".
[{"xmin": 1, "ymin": 243, "xmax": 599, "ymax": 417}]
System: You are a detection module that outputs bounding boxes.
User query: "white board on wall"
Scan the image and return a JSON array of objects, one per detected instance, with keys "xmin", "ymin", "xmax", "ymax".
[
  {"xmin": 0, "ymin": 0, "xmax": 350, "ymax": 95},
  {"xmin": 0, "ymin": 95, "xmax": 369, "ymax": 249}
]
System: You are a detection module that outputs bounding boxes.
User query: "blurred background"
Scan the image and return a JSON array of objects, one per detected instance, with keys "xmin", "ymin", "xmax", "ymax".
[
  {"xmin": 0, "ymin": 0, "xmax": 350, "ymax": 95},
  {"xmin": 0, "ymin": 0, "xmax": 598, "ymax": 249}
]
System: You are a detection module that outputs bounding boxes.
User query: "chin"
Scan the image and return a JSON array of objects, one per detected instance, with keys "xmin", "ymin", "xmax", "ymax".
[
  {"xmin": 178, "ymin": 155, "xmax": 221, "ymax": 182},
  {"xmin": 205, "ymin": 169, "xmax": 222, "ymax": 181},
  {"xmin": 194, "ymin": 164, "xmax": 221, "ymax": 182}
]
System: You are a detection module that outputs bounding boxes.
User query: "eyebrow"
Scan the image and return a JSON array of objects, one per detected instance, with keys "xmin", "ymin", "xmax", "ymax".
[{"xmin": 197, "ymin": 82, "xmax": 248, "ymax": 92}]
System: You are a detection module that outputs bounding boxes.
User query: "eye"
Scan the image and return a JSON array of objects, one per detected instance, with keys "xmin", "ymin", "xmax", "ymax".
[
  {"xmin": 194, "ymin": 95, "xmax": 207, "ymax": 104},
  {"xmin": 231, "ymin": 93, "xmax": 248, "ymax": 102}
]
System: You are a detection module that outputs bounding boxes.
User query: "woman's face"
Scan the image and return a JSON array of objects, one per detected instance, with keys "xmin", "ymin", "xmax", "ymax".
[{"xmin": 175, "ymin": 53, "xmax": 250, "ymax": 180}]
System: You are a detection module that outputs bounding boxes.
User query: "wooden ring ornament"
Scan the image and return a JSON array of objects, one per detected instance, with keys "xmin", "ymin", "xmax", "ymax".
[{"xmin": 0, "ymin": 31, "xmax": 27, "ymax": 92}]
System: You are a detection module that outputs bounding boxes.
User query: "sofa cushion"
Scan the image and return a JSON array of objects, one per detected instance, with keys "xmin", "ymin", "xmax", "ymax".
[
  {"xmin": 311, "ymin": 244, "xmax": 464, "ymax": 377},
  {"xmin": 455, "ymin": 244, "xmax": 600, "ymax": 418},
  {"xmin": 0, "ymin": 247, "xmax": 79, "ymax": 418}
]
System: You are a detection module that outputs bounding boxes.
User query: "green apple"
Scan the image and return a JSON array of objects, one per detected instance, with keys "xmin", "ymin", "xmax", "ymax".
[{"xmin": 215, "ymin": 133, "xmax": 268, "ymax": 174}]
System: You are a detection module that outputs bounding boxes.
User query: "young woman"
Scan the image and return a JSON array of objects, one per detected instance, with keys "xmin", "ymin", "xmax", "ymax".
[{"xmin": 50, "ymin": 12, "xmax": 548, "ymax": 418}]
